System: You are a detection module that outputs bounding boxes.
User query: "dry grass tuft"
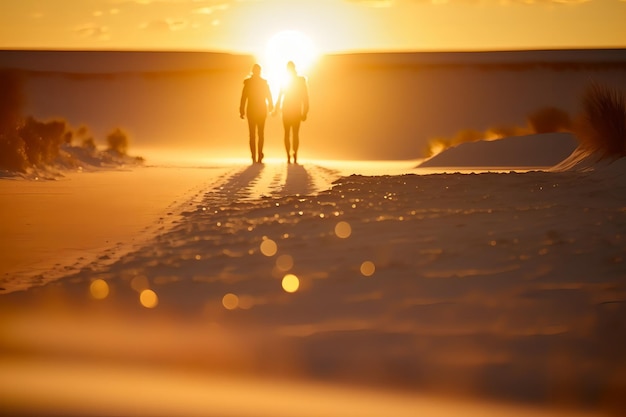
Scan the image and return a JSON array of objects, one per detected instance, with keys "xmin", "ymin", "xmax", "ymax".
[{"xmin": 575, "ymin": 83, "xmax": 626, "ymax": 158}]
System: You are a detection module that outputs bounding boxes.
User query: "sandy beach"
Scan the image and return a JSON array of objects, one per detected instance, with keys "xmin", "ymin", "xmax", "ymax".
[
  {"xmin": 0, "ymin": 164, "xmax": 238, "ymax": 292},
  {"xmin": 2, "ymin": 152, "xmax": 625, "ymax": 416}
]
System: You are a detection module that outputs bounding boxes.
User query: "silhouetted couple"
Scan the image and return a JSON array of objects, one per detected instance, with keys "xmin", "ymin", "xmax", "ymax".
[{"xmin": 239, "ymin": 61, "xmax": 309, "ymax": 164}]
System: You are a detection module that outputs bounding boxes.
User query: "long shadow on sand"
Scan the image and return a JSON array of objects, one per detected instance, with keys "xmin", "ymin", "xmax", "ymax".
[
  {"xmin": 209, "ymin": 163, "xmax": 265, "ymax": 201},
  {"xmin": 281, "ymin": 164, "xmax": 313, "ymax": 196}
]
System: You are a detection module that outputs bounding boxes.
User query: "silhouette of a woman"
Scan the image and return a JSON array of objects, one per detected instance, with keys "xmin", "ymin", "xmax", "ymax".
[
  {"xmin": 240, "ymin": 64, "xmax": 273, "ymax": 163},
  {"xmin": 275, "ymin": 61, "xmax": 309, "ymax": 164}
]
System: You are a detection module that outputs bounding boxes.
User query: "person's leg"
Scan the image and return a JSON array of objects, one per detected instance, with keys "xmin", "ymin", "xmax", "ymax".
[
  {"xmin": 248, "ymin": 118, "xmax": 256, "ymax": 163},
  {"xmin": 292, "ymin": 120, "xmax": 301, "ymax": 164},
  {"xmin": 283, "ymin": 119, "xmax": 292, "ymax": 163},
  {"xmin": 257, "ymin": 117, "xmax": 266, "ymax": 163}
]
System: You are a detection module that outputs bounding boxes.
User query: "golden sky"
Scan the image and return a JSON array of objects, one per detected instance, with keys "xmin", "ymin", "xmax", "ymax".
[{"xmin": 1, "ymin": 0, "xmax": 625, "ymax": 54}]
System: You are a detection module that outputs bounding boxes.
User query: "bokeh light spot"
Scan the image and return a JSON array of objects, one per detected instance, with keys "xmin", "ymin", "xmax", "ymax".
[
  {"xmin": 90, "ymin": 279, "xmax": 109, "ymax": 300},
  {"xmin": 276, "ymin": 254, "xmax": 294, "ymax": 272},
  {"xmin": 335, "ymin": 221, "xmax": 352, "ymax": 239},
  {"xmin": 130, "ymin": 275, "xmax": 150, "ymax": 293},
  {"xmin": 260, "ymin": 238, "xmax": 278, "ymax": 257},
  {"xmin": 222, "ymin": 293, "xmax": 239, "ymax": 310},
  {"xmin": 140, "ymin": 289, "xmax": 158, "ymax": 308},
  {"xmin": 360, "ymin": 261, "xmax": 376, "ymax": 277},
  {"xmin": 282, "ymin": 274, "xmax": 300, "ymax": 293}
]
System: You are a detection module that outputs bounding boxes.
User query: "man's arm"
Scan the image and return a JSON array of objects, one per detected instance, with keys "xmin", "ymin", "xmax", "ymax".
[
  {"xmin": 239, "ymin": 80, "xmax": 248, "ymax": 119},
  {"xmin": 301, "ymin": 78, "xmax": 309, "ymax": 120},
  {"xmin": 265, "ymin": 81, "xmax": 274, "ymax": 113}
]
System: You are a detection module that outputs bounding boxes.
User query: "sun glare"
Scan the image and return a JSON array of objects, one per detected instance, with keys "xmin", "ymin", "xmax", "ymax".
[{"xmin": 260, "ymin": 30, "xmax": 317, "ymax": 96}]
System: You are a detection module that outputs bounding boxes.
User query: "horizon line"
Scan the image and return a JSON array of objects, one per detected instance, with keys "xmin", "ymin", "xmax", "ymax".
[{"xmin": 2, "ymin": 46, "xmax": 626, "ymax": 55}]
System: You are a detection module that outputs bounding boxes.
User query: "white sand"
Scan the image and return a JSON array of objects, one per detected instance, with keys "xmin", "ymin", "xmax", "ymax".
[
  {"xmin": 0, "ymin": 159, "xmax": 419, "ymax": 293},
  {"xmin": 1, "ymin": 150, "xmax": 625, "ymax": 416},
  {"xmin": 418, "ymin": 133, "xmax": 578, "ymax": 168},
  {"xmin": 0, "ymin": 165, "xmax": 239, "ymax": 292}
]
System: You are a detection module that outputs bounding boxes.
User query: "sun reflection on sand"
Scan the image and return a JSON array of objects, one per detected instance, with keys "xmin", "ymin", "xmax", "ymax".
[
  {"xmin": 139, "ymin": 289, "xmax": 158, "ymax": 309},
  {"xmin": 89, "ymin": 279, "xmax": 109, "ymax": 300},
  {"xmin": 260, "ymin": 237, "xmax": 278, "ymax": 257},
  {"xmin": 222, "ymin": 293, "xmax": 239, "ymax": 310},
  {"xmin": 282, "ymin": 274, "xmax": 300, "ymax": 293},
  {"xmin": 360, "ymin": 261, "xmax": 376, "ymax": 277},
  {"xmin": 334, "ymin": 221, "xmax": 352, "ymax": 239}
]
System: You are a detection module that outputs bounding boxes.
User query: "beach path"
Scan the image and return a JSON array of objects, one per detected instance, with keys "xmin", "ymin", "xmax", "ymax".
[{"xmin": 0, "ymin": 162, "xmax": 342, "ymax": 293}]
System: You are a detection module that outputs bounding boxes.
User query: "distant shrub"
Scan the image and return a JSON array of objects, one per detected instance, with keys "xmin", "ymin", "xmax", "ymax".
[
  {"xmin": 0, "ymin": 129, "xmax": 29, "ymax": 172},
  {"xmin": 487, "ymin": 125, "xmax": 531, "ymax": 140},
  {"xmin": 453, "ymin": 129, "xmax": 485, "ymax": 145},
  {"xmin": 106, "ymin": 128, "xmax": 129, "ymax": 156},
  {"xmin": 19, "ymin": 117, "xmax": 68, "ymax": 166},
  {"xmin": 63, "ymin": 131, "xmax": 73, "ymax": 145},
  {"xmin": 75, "ymin": 125, "xmax": 97, "ymax": 152},
  {"xmin": 76, "ymin": 125, "xmax": 90, "ymax": 138},
  {"xmin": 527, "ymin": 106, "xmax": 572, "ymax": 134},
  {"xmin": 0, "ymin": 70, "xmax": 139, "ymax": 173},
  {"xmin": 82, "ymin": 137, "xmax": 97, "ymax": 152},
  {"xmin": 425, "ymin": 128, "xmax": 506, "ymax": 157},
  {"xmin": 425, "ymin": 137, "xmax": 451, "ymax": 157},
  {"xmin": 424, "ymin": 107, "xmax": 573, "ymax": 158},
  {"xmin": 575, "ymin": 83, "xmax": 626, "ymax": 157}
]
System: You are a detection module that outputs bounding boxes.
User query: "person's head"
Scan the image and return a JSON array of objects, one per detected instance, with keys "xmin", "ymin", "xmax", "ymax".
[
  {"xmin": 286, "ymin": 61, "xmax": 296, "ymax": 75},
  {"xmin": 251, "ymin": 64, "xmax": 261, "ymax": 76}
]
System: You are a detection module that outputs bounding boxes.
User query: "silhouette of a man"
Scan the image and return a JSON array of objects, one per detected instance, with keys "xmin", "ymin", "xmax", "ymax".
[
  {"xmin": 275, "ymin": 61, "xmax": 309, "ymax": 164},
  {"xmin": 240, "ymin": 64, "xmax": 273, "ymax": 163}
]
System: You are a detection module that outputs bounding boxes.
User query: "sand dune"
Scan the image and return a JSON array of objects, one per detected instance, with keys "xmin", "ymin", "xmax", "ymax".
[{"xmin": 418, "ymin": 132, "xmax": 578, "ymax": 168}]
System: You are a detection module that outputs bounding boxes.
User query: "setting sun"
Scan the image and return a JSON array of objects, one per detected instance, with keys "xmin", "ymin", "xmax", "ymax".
[{"xmin": 259, "ymin": 30, "xmax": 317, "ymax": 96}]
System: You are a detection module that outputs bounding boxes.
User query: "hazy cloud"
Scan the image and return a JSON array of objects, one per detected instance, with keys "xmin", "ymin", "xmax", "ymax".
[
  {"xmin": 93, "ymin": 8, "xmax": 121, "ymax": 17},
  {"xmin": 167, "ymin": 18, "xmax": 189, "ymax": 30},
  {"xmin": 74, "ymin": 23, "xmax": 111, "ymax": 40},
  {"xmin": 193, "ymin": 3, "xmax": 230, "ymax": 14},
  {"xmin": 140, "ymin": 18, "xmax": 189, "ymax": 31},
  {"xmin": 140, "ymin": 19, "xmax": 170, "ymax": 31}
]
